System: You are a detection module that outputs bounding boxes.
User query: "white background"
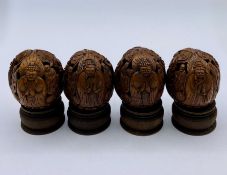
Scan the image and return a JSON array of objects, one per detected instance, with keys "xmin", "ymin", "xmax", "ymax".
[{"xmin": 0, "ymin": 0, "xmax": 227, "ymax": 174}]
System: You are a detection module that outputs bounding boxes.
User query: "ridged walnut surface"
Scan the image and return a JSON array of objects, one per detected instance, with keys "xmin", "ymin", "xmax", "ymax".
[
  {"xmin": 167, "ymin": 48, "xmax": 220, "ymax": 107},
  {"xmin": 8, "ymin": 50, "xmax": 63, "ymax": 109},
  {"xmin": 64, "ymin": 49, "xmax": 114, "ymax": 110},
  {"xmin": 115, "ymin": 47, "xmax": 165, "ymax": 107}
]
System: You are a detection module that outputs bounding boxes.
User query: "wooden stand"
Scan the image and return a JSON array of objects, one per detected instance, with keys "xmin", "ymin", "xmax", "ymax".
[
  {"xmin": 172, "ymin": 101, "xmax": 217, "ymax": 135},
  {"xmin": 120, "ymin": 100, "xmax": 164, "ymax": 136},
  {"xmin": 20, "ymin": 98, "xmax": 65, "ymax": 135},
  {"xmin": 67, "ymin": 103, "xmax": 111, "ymax": 135}
]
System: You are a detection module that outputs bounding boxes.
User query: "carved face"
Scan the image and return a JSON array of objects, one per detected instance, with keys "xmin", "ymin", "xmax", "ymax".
[
  {"xmin": 85, "ymin": 64, "xmax": 96, "ymax": 77},
  {"xmin": 140, "ymin": 66, "xmax": 152, "ymax": 77},
  {"xmin": 195, "ymin": 68, "xmax": 205, "ymax": 81},
  {"xmin": 179, "ymin": 64, "xmax": 186, "ymax": 72},
  {"xmin": 25, "ymin": 64, "xmax": 39, "ymax": 81}
]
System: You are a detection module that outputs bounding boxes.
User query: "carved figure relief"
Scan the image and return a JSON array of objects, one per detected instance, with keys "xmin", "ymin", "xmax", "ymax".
[
  {"xmin": 174, "ymin": 63, "xmax": 187, "ymax": 101},
  {"xmin": 8, "ymin": 50, "xmax": 63, "ymax": 108},
  {"xmin": 77, "ymin": 58, "xmax": 105, "ymax": 107},
  {"xmin": 17, "ymin": 56, "xmax": 46, "ymax": 106},
  {"xmin": 115, "ymin": 47, "xmax": 165, "ymax": 107},
  {"xmin": 167, "ymin": 48, "xmax": 220, "ymax": 107},
  {"xmin": 64, "ymin": 50, "xmax": 114, "ymax": 109}
]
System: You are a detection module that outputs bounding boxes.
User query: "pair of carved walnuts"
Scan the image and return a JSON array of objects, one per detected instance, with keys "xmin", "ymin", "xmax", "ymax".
[
  {"xmin": 9, "ymin": 49, "xmax": 114, "ymax": 110},
  {"xmin": 115, "ymin": 47, "xmax": 220, "ymax": 109},
  {"xmin": 9, "ymin": 47, "xmax": 220, "ymax": 111}
]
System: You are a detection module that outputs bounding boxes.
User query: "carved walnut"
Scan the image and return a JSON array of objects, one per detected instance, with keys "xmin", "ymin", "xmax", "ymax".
[
  {"xmin": 64, "ymin": 49, "xmax": 114, "ymax": 110},
  {"xmin": 167, "ymin": 48, "xmax": 220, "ymax": 107},
  {"xmin": 8, "ymin": 50, "xmax": 64, "ymax": 109},
  {"xmin": 115, "ymin": 47, "xmax": 165, "ymax": 108}
]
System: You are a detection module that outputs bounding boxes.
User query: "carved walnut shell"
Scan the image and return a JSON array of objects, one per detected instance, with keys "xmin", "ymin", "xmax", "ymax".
[
  {"xmin": 115, "ymin": 47, "xmax": 165, "ymax": 107},
  {"xmin": 167, "ymin": 48, "xmax": 220, "ymax": 107},
  {"xmin": 64, "ymin": 49, "xmax": 114, "ymax": 110},
  {"xmin": 8, "ymin": 50, "xmax": 64, "ymax": 109}
]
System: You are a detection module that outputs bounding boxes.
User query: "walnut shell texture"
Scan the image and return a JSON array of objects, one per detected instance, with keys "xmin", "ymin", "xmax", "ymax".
[
  {"xmin": 64, "ymin": 49, "xmax": 114, "ymax": 110},
  {"xmin": 167, "ymin": 48, "xmax": 220, "ymax": 107},
  {"xmin": 115, "ymin": 47, "xmax": 165, "ymax": 107},
  {"xmin": 8, "ymin": 50, "xmax": 64, "ymax": 109}
]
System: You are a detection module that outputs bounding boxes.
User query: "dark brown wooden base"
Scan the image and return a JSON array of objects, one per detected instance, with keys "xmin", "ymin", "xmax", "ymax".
[
  {"xmin": 67, "ymin": 103, "xmax": 111, "ymax": 135},
  {"xmin": 120, "ymin": 100, "xmax": 164, "ymax": 136},
  {"xmin": 20, "ymin": 98, "xmax": 65, "ymax": 135},
  {"xmin": 172, "ymin": 101, "xmax": 217, "ymax": 136}
]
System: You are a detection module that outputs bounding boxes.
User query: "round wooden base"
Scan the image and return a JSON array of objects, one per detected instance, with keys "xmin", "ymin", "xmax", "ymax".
[
  {"xmin": 67, "ymin": 103, "xmax": 111, "ymax": 135},
  {"xmin": 120, "ymin": 100, "xmax": 164, "ymax": 136},
  {"xmin": 20, "ymin": 98, "xmax": 65, "ymax": 135},
  {"xmin": 172, "ymin": 101, "xmax": 217, "ymax": 136}
]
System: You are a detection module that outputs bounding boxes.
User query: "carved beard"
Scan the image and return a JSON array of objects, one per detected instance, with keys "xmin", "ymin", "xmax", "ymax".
[
  {"xmin": 85, "ymin": 71, "xmax": 95, "ymax": 78},
  {"xmin": 142, "ymin": 72, "xmax": 151, "ymax": 77}
]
